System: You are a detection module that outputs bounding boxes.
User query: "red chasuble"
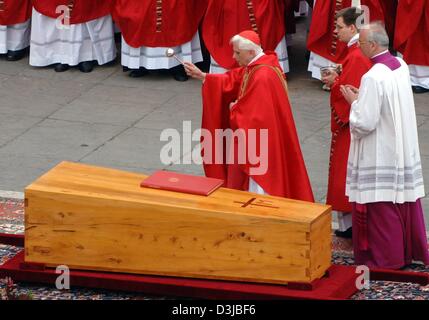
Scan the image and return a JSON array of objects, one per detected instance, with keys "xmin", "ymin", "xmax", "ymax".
[
  {"xmin": 32, "ymin": 0, "xmax": 112, "ymax": 25},
  {"xmin": 307, "ymin": 0, "xmax": 384, "ymax": 63},
  {"xmin": 202, "ymin": 0, "xmax": 286, "ymax": 70},
  {"xmin": 0, "ymin": 0, "xmax": 32, "ymax": 25},
  {"xmin": 394, "ymin": 0, "xmax": 429, "ymax": 66},
  {"xmin": 201, "ymin": 52, "xmax": 314, "ymax": 202},
  {"xmin": 327, "ymin": 43, "xmax": 372, "ymax": 211},
  {"xmin": 113, "ymin": 0, "xmax": 207, "ymax": 48}
]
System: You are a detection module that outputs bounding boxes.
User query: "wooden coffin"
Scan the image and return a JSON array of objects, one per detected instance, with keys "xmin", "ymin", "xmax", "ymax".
[{"xmin": 25, "ymin": 161, "xmax": 332, "ymax": 285}]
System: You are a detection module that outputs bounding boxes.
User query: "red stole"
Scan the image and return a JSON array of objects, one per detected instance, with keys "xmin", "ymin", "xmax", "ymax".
[
  {"xmin": 32, "ymin": 0, "xmax": 113, "ymax": 25},
  {"xmin": 0, "ymin": 0, "xmax": 32, "ymax": 25},
  {"xmin": 201, "ymin": 53, "xmax": 314, "ymax": 202},
  {"xmin": 202, "ymin": 0, "xmax": 286, "ymax": 70},
  {"xmin": 113, "ymin": 0, "xmax": 207, "ymax": 48}
]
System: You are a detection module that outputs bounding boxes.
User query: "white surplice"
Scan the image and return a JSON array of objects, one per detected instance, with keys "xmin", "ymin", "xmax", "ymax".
[
  {"xmin": 30, "ymin": 9, "xmax": 116, "ymax": 67},
  {"xmin": 347, "ymin": 54, "xmax": 425, "ymax": 204}
]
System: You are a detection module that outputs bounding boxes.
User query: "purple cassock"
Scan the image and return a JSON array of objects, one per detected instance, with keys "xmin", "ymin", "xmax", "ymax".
[
  {"xmin": 353, "ymin": 200, "xmax": 429, "ymax": 269},
  {"xmin": 351, "ymin": 51, "xmax": 429, "ymax": 269}
]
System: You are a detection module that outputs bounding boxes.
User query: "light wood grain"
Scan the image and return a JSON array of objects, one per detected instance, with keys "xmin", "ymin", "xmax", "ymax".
[{"xmin": 25, "ymin": 161, "xmax": 332, "ymax": 284}]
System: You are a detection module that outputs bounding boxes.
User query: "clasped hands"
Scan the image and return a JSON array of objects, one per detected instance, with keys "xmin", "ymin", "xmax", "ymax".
[{"xmin": 340, "ymin": 85, "xmax": 359, "ymax": 105}]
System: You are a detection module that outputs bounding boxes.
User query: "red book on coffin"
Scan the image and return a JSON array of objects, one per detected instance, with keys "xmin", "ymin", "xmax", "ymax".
[{"xmin": 140, "ymin": 171, "xmax": 224, "ymax": 196}]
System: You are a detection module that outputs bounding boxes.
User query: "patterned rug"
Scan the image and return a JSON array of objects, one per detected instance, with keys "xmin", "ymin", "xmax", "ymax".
[{"xmin": 1, "ymin": 197, "xmax": 429, "ymax": 300}]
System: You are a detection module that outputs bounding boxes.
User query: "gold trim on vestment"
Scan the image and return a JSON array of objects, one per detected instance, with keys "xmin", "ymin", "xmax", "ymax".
[
  {"xmin": 239, "ymin": 64, "xmax": 289, "ymax": 101},
  {"xmin": 156, "ymin": 0, "xmax": 163, "ymax": 33},
  {"xmin": 246, "ymin": 0, "xmax": 259, "ymax": 33}
]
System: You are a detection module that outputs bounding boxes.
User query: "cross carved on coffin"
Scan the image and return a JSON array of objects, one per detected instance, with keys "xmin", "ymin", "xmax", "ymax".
[{"xmin": 234, "ymin": 198, "xmax": 279, "ymax": 209}]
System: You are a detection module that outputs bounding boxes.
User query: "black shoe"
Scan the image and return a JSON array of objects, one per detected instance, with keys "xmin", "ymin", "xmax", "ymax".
[
  {"xmin": 334, "ymin": 227, "xmax": 352, "ymax": 239},
  {"xmin": 54, "ymin": 63, "xmax": 70, "ymax": 72},
  {"xmin": 412, "ymin": 86, "xmax": 429, "ymax": 94},
  {"xmin": 6, "ymin": 48, "xmax": 27, "ymax": 61},
  {"xmin": 129, "ymin": 67, "xmax": 149, "ymax": 78},
  {"xmin": 171, "ymin": 65, "xmax": 189, "ymax": 82},
  {"xmin": 78, "ymin": 61, "xmax": 94, "ymax": 73}
]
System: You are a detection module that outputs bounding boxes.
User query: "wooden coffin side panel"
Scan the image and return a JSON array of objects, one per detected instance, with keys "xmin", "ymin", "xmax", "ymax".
[
  {"xmin": 309, "ymin": 211, "xmax": 332, "ymax": 281},
  {"xmin": 25, "ymin": 189, "xmax": 314, "ymax": 284}
]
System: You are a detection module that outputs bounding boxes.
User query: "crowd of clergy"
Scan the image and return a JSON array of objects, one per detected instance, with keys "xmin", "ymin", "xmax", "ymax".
[{"xmin": 1, "ymin": 1, "xmax": 427, "ymax": 92}]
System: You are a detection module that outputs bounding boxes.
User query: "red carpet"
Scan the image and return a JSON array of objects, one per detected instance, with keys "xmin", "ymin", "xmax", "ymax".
[
  {"xmin": 1, "ymin": 233, "xmax": 428, "ymax": 300},
  {"xmin": 0, "ymin": 251, "xmax": 359, "ymax": 300}
]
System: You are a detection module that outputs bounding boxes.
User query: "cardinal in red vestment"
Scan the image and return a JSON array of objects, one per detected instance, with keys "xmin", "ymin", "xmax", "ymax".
[
  {"xmin": 112, "ymin": 0, "xmax": 207, "ymax": 81},
  {"xmin": 0, "ymin": 0, "xmax": 32, "ymax": 60},
  {"xmin": 202, "ymin": 0, "xmax": 290, "ymax": 74},
  {"xmin": 394, "ymin": 0, "xmax": 429, "ymax": 93},
  {"xmin": 321, "ymin": 7, "xmax": 372, "ymax": 237},
  {"xmin": 30, "ymin": 0, "xmax": 116, "ymax": 72},
  {"xmin": 184, "ymin": 30, "xmax": 314, "ymax": 201}
]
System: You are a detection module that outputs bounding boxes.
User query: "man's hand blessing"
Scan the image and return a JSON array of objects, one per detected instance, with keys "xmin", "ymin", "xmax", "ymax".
[{"xmin": 184, "ymin": 62, "xmax": 206, "ymax": 81}]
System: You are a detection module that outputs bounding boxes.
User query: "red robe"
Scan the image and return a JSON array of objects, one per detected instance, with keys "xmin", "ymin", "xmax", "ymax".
[
  {"xmin": 394, "ymin": 0, "xmax": 429, "ymax": 66},
  {"xmin": 113, "ymin": 0, "xmax": 207, "ymax": 48},
  {"xmin": 32, "ymin": 0, "xmax": 112, "ymax": 25},
  {"xmin": 201, "ymin": 52, "xmax": 314, "ymax": 202},
  {"xmin": 202, "ymin": 0, "xmax": 287, "ymax": 70},
  {"xmin": 327, "ymin": 43, "xmax": 372, "ymax": 211},
  {"xmin": 0, "ymin": 0, "xmax": 32, "ymax": 25},
  {"xmin": 307, "ymin": 0, "xmax": 385, "ymax": 63}
]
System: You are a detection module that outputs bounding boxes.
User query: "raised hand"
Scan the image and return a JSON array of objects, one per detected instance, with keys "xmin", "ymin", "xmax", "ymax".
[{"xmin": 183, "ymin": 62, "xmax": 206, "ymax": 81}]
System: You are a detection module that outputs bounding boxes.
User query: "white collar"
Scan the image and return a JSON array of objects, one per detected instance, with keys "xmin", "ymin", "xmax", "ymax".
[
  {"xmin": 248, "ymin": 52, "xmax": 265, "ymax": 66},
  {"xmin": 371, "ymin": 50, "xmax": 389, "ymax": 59},
  {"xmin": 348, "ymin": 33, "xmax": 359, "ymax": 47}
]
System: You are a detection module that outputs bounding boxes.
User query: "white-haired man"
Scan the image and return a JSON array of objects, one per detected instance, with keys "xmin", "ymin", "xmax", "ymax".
[
  {"xmin": 341, "ymin": 22, "xmax": 429, "ymax": 269},
  {"xmin": 0, "ymin": 0, "xmax": 31, "ymax": 61},
  {"xmin": 184, "ymin": 30, "xmax": 314, "ymax": 202}
]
